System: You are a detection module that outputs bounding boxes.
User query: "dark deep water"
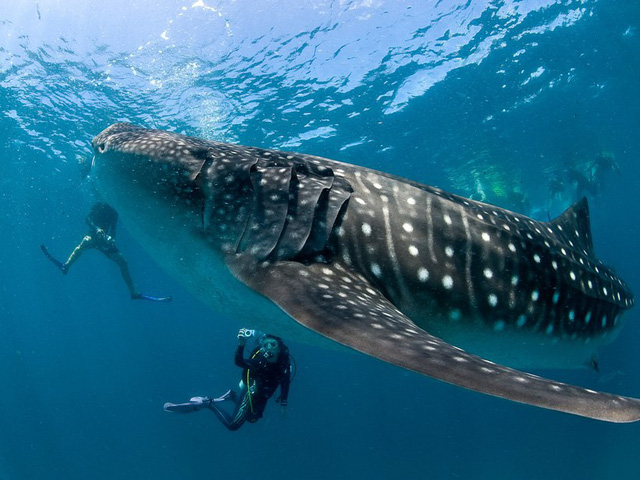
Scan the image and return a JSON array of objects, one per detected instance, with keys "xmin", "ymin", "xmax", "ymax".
[{"xmin": 2, "ymin": 0, "xmax": 640, "ymax": 478}]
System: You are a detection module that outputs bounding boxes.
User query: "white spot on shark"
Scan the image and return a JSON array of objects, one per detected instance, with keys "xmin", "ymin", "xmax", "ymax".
[
  {"xmin": 418, "ymin": 268, "xmax": 429, "ymax": 282},
  {"xmin": 488, "ymin": 294, "xmax": 498, "ymax": 307},
  {"xmin": 371, "ymin": 263, "xmax": 382, "ymax": 277}
]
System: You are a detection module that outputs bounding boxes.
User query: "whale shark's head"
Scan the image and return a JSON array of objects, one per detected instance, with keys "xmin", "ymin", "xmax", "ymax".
[
  {"xmin": 91, "ymin": 123, "xmax": 208, "ymax": 227},
  {"xmin": 90, "ymin": 122, "xmax": 331, "ymax": 344},
  {"xmin": 90, "ymin": 123, "xmax": 230, "ymax": 306}
]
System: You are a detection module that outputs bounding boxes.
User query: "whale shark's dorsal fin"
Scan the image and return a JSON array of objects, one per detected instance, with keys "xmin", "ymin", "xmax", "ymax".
[{"xmin": 549, "ymin": 197, "xmax": 594, "ymax": 257}]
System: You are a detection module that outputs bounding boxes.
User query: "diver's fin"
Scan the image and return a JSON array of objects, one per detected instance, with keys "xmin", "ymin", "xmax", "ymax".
[
  {"xmin": 40, "ymin": 245, "xmax": 66, "ymax": 273},
  {"xmin": 229, "ymin": 258, "xmax": 640, "ymax": 423},
  {"xmin": 132, "ymin": 293, "xmax": 172, "ymax": 302},
  {"xmin": 164, "ymin": 402, "xmax": 200, "ymax": 413},
  {"xmin": 213, "ymin": 390, "xmax": 235, "ymax": 402},
  {"xmin": 163, "ymin": 397, "xmax": 209, "ymax": 413}
]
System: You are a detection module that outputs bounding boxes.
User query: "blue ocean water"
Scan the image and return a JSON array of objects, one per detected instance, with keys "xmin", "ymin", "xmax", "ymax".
[{"xmin": 1, "ymin": 0, "xmax": 640, "ymax": 478}]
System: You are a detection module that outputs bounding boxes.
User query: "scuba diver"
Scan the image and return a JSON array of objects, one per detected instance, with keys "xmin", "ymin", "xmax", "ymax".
[
  {"xmin": 41, "ymin": 202, "xmax": 171, "ymax": 302},
  {"xmin": 164, "ymin": 329, "xmax": 292, "ymax": 431}
]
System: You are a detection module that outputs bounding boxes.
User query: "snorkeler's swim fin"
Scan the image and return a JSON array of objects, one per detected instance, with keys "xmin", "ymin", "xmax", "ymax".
[
  {"xmin": 132, "ymin": 293, "xmax": 172, "ymax": 302},
  {"xmin": 40, "ymin": 245, "xmax": 67, "ymax": 273}
]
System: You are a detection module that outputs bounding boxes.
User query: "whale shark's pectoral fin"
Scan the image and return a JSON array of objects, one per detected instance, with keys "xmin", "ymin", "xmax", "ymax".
[{"xmin": 231, "ymin": 258, "xmax": 640, "ymax": 423}]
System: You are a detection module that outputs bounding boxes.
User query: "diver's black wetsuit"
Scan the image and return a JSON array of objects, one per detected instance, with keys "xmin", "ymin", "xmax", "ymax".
[{"xmin": 209, "ymin": 343, "xmax": 291, "ymax": 431}]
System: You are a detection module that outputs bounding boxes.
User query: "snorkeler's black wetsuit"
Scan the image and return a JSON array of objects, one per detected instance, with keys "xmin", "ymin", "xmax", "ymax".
[
  {"xmin": 85, "ymin": 202, "xmax": 119, "ymax": 253},
  {"xmin": 209, "ymin": 343, "xmax": 291, "ymax": 431},
  {"xmin": 43, "ymin": 201, "xmax": 170, "ymax": 301},
  {"xmin": 61, "ymin": 202, "xmax": 138, "ymax": 296}
]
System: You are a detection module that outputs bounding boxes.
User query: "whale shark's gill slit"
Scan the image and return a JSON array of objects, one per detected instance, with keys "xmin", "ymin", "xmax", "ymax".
[
  {"xmin": 272, "ymin": 164, "xmax": 333, "ymax": 260},
  {"xmin": 232, "ymin": 156, "xmax": 354, "ymax": 264},
  {"xmin": 188, "ymin": 147, "xmax": 215, "ymax": 183},
  {"xmin": 298, "ymin": 172, "xmax": 352, "ymax": 264},
  {"xmin": 299, "ymin": 187, "xmax": 332, "ymax": 258},
  {"xmin": 237, "ymin": 163, "xmax": 293, "ymax": 260},
  {"xmin": 190, "ymin": 150, "xmax": 214, "ymax": 232}
]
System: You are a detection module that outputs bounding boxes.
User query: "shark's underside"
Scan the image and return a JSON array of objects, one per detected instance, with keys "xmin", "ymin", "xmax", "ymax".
[{"xmin": 91, "ymin": 123, "xmax": 639, "ymax": 422}]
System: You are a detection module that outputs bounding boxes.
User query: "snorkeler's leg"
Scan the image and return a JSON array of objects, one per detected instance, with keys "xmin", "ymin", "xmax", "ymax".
[
  {"xmin": 106, "ymin": 250, "xmax": 172, "ymax": 301},
  {"xmin": 62, "ymin": 235, "xmax": 93, "ymax": 274},
  {"xmin": 41, "ymin": 245, "xmax": 66, "ymax": 272},
  {"xmin": 107, "ymin": 250, "xmax": 140, "ymax": 299}
]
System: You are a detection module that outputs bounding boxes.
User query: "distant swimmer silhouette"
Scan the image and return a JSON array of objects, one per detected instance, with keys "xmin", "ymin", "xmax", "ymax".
[
  {"xmin": 41, "ymin": 202, "xmax": 171, "ymax": 302},
  {"xmin": 164, "ymin": 328, "xmax": 293, "ymax": 431}
]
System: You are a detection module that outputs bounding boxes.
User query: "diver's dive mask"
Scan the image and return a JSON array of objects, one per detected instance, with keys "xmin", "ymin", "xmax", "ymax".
[{"xmin": 260, "ymin": 337, "xmax": 280, "ymax": 360}]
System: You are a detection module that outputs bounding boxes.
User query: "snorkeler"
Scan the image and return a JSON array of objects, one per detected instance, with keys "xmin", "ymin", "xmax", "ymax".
[
  {"xmin": 559, "ymin": 151, "xmax": 620, "ymax": 202},
  {"xmin": 589, "ymin": 150, "xmax": 620, "ymax": 191},
  {"xmin": 164, "ymin": 328, "xmax": 292, "ymax": 431},
  {"xmin": 41, "ymin": 202, "xmax": 171, "ymax": 302}
]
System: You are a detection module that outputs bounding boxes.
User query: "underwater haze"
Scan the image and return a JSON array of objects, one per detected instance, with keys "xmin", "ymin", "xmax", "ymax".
[{"xmin": 2, "ymin": 0, "xmax": 640, "ymax": 478}]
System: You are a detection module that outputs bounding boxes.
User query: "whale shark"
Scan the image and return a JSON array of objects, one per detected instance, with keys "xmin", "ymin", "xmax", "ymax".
[{"xmin": 91, "ymin": 123, "xmax": 639, "ymax": 422}]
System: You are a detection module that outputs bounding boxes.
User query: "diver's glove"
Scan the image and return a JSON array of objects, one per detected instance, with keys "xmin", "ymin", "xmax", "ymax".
[{"xmin": 237, "ymin": 328, "xmax": 255, "ymax": 345}]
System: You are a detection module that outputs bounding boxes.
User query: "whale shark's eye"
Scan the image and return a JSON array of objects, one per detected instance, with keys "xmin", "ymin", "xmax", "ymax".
[{"xmin": 97, "ymin": 143, "xmax": 106, "ymax": 153}]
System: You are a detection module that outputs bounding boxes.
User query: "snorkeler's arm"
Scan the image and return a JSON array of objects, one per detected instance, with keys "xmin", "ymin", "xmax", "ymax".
[
  {"xmin": 85, "ymin": 216, "xmax": 99, "ymax": 233},
  {"xmin": 85, "ymin": 204, "xmax": 118, "ymax": 238}
]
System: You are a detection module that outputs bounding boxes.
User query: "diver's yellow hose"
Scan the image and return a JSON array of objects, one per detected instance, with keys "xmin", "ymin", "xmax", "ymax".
[
  {"xmin": 246, "ymin": 369, "xmax": 254, "ymax": 413},
  {"xmin": 246, "ymin": 348, "xmax": 261, "ymax": 414}
]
